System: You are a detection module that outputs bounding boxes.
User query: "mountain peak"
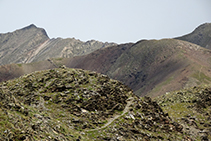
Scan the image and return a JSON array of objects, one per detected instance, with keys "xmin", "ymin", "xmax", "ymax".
[
  {"xmin": 22, "ymin": 24, "xmax": 37, "ymax": 30},
  {"xmin": 175, "ymin": 22, "xmax": 211, "ymax": 49},
  {"xmin": 28, "ymin": 24, "xmax": 37, "ymax": 28},
  {"xmin": 196, "ymin": 22, "xmax": 211, "ymax": 29}
]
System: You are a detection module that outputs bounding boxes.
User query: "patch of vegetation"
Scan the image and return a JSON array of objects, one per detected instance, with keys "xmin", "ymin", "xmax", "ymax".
[
  {"xmin": 17, "ymin": 64, "xmax": 22, "ymax": 67},
  {"xmin": 191, "ymin": 71, "xmax": 211, "ymax": 83}
]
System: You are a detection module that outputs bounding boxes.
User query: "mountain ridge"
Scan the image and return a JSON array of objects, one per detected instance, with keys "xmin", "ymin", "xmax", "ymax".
[
  {"xmin": 64, "ymin": 38, "xmax": 211, "ymax": 97},
  {"xmin": 0, "ymin": 23, "xmax": 211, "ymax": 97},
  {"xmin": 0, "ymin": 24, "xmax": 49, "ymax": 65},
  {"xmin": 175, "ymin": 23, "xmax": 211, "ymax": 49},
  {"xmin": 0, "ymin": 24, "xmax": 116, "ymax": 65},
  {"xmin": 0, "ymin": 38, "xmax": 211, "ymax": 98}
]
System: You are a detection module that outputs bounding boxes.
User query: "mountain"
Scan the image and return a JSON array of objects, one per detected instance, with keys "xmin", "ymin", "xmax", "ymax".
[
  {"xmin": 0, "ymin": 23, "xmax": 211, "ymax": 98},
  {"xmin": 0, "ymin": 24, "xmax": 116, "ymax": 65},
  {"xmin": 0, "ymin": 24, "xmax": 49, "ymax": 65},
  {"xmin": 0, "ymin": 66, "xmax": 195, "ymax": 140},
  {"xmin": 1, "ymin": 38, "xmax": 211, "ymax": 98},
  {"xmin": 176, "ymin": 23, "xmax": 211, "ymax": 49},
  {"xmin": 65, "ymin": 39, "xmax": 211, "ymax": 97}
]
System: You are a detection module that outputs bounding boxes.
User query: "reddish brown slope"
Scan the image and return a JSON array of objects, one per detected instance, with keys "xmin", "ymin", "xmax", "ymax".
[
  {"xmin": 63, "ymin": 39, "xmax": 211, "ymax": 97},
  {"xmin": 64, "ymin": 43, "xmax": 133, "ymax": 74}
]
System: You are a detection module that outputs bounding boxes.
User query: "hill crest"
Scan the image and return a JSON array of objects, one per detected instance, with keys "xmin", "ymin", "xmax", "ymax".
[{"xmin": 0, "ymin": 66, "xmax": 195, "ymax": 140}]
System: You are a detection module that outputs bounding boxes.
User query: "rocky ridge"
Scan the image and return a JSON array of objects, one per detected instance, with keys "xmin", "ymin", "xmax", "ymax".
[
  {"xmin": 176, "ymin": 23, "xmax": 211, "ymax": 49},
  {"xmin": 0, "ymin": 23, "xmax": 211, "ymax": 98},
  {"xmin": 0, "ymin": 66, "xmax": 192, "ymax": 140},
  {"xmin": 0, "ymin": 24, "xmax": 116, "ymax": 65},
  {"xmin": 0, "ymin": 24, "xmax": 49, "ymax": 65}
]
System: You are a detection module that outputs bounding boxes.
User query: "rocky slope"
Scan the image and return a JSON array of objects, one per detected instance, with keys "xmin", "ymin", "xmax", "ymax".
[
  {"xmin": 0, "ymin": 24, "xmax": 49, "ymax": 65},
  {"xmin": 155, "ymin": 84, "xmax": 211, "ymax": 140},
  {"xmin": 0, "ymin": 66, "xmax": 193, "ymax": 140},
  {"xmin": 0, "ymin": 24, "xmax": 116, "ymax": 65},
  {"xmin": 176, "ymin": 23, "xmax": 211, "ymax": 49}
]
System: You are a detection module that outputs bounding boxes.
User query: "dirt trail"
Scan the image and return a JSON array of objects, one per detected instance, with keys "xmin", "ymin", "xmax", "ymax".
[{"xmin": 85, "ymin": 97, "xmax": 134, "ymax": 132}]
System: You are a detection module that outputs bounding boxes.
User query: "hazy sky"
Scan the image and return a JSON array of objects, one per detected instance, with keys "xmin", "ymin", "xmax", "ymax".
[{"xmin": 0, "ymin": 0, "xmax": 211, "ymax": 43}]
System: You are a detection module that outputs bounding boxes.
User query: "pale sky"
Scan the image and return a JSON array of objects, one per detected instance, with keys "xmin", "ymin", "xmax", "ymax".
[{"xmin": 0, "ymin": 0, "xmax": 211, "ymax": 43}]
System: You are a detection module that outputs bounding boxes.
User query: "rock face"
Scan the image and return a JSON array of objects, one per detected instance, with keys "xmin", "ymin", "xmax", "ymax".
[
  {"xmin": 0, "ymin": 66, "xmax": 192, "ymax": 140},
  {"xmin": 176, "ymin": 23, "xmax": 211, "ymax": 49},
  {"xmin": 0, "ymin": 24, "xmax": 116, "ymax": 65},
  {"xmin": 29, "ymin": 38, "xmax": 116, "ymax": 63},
  {"xmin": 0, "ymin": 24, "xmax": 49, "ymax": 65}
]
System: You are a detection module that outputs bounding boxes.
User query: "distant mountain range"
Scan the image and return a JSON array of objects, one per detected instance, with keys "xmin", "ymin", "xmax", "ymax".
[
  {"xmin": 0, "ymin": 23, "xmax": 211, "ymax": 97},
  {"xmin": 0, "ymin": 24, "xmax": 116, "ymax": 65}
]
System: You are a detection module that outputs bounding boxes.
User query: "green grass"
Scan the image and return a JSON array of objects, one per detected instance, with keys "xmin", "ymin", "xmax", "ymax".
[
  {"xmin": 17, "ymin": 64, "xmax": 22, "ymax": 67},
  {"xmin": 191, "ymin": 71, "xmax": 211, "ymax": 83},
  {"xmin": 147, "ymin": 75, "xmax": 174, "ymax": 97},
  {"xmin": 54, "ymin": 58, "xmax": 63, "ymax": 61}
]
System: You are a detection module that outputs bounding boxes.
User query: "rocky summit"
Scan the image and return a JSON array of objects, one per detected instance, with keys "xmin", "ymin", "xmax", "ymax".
[{"xmin": 0, "ymin": 66, "xmax": 194, "ymax": 140}]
